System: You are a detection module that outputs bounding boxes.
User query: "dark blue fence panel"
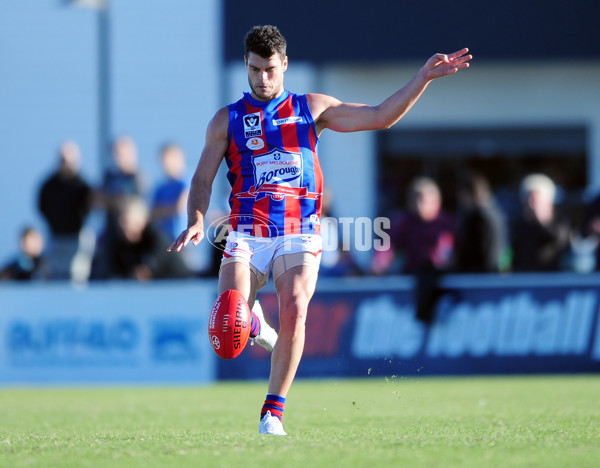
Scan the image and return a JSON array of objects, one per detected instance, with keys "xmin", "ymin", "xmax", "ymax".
[{"xmin": 218, "ymin": 274, "xmax": 600, "ymax": 379}]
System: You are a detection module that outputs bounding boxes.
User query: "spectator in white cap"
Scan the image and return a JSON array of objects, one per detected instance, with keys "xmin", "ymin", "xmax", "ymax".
[{"xmin": 510, "ymin": 173, "xmax": 570, "ymax": 271}]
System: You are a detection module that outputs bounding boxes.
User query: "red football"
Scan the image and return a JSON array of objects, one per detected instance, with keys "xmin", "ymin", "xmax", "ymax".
[{"xmin": 208, "ymin": 289, "xmax": 251, "ymax": 360}]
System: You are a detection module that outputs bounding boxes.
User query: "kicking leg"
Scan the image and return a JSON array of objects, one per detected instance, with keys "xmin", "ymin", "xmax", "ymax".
[
  {"xmin": 219, "ymin": 259, "xmax": 276, "ymax": 350},
  {"xmin": 218, "ymin": 260, "xmax": 258, "ymax": 307}
]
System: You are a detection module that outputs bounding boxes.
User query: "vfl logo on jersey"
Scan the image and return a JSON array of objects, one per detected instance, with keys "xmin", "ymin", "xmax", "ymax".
[
  {"xmin": 253, "ymin": 148, "xmax": 302, "ymax": 190},
  {"xmin": 273, "ymin": 116, "xmax": 303, "ymax": 126},
  {"xmin": 246, "ymin": 137, "xmax": 265, "ymax": 150},
  {"xmin": 243, "ymin": 112, "xmax": 262, "ymax": 138}
]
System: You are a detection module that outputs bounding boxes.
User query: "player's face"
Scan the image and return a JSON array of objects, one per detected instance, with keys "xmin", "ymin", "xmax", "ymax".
[{"xmin": 245, "ymin": 52, "xmax": 288, "ymax": 102}]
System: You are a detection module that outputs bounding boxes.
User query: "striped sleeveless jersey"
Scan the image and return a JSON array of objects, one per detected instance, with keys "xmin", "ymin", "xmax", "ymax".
[{"xmin": 225, "ymin": 90, "xmax": 323, "ymax": 237}]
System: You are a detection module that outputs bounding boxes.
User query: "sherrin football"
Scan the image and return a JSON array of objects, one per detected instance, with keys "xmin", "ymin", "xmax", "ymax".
[{"xmin": 208, "ymin": 289, "xmax": 251, "ymax": 359}]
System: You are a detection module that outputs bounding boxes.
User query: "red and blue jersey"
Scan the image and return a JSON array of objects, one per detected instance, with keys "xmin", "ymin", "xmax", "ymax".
[{"xmin": 225, "ymin": 90, "xmax": 323, "ymax": 237}]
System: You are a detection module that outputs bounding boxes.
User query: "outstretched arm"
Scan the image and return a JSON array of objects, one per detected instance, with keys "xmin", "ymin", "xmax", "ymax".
[
  {"xmin": 168, "ymin": 107, "xmax": 229, "ymax": 252},
  {"xmin": 310, "ymin": 48, "xmax": 472, "ymax": 135}
]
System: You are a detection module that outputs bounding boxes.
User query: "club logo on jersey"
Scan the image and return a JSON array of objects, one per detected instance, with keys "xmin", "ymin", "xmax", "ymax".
[
  {"xmin": 253, "ymin": 148, "xmax": 303, "ymax": 190},
  {"xmin": 243, "ymin": 112, "xmax": 262, "ymax": 138},
  {"xmin": 246, "ymin": 137, "xmax": 265, "ymax": 150},
  {"xmin": 273, "ymin": 116, "xmax": 303, "ymax": 126},
  {"xmin": 234, "ymin": 148, "xmax": 320, "ymax": 203}
]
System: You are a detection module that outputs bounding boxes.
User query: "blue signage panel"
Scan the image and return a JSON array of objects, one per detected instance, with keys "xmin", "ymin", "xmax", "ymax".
[
  {"xmin": 3, "ymin": 274, "xmax": 599, "ymax": 384},
  {"xmin": 0, "ymin": 282, "xmax": 217, "ymax": 384}
]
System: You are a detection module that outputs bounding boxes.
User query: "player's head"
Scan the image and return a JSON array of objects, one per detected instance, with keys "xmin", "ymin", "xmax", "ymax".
[
  {"xmin": 244, "ymin": 25, "xmax": 287, "ymax": 60},
  {"xmin": 244, "ymin": 25, "xmax": 288, "ymax": 102}
]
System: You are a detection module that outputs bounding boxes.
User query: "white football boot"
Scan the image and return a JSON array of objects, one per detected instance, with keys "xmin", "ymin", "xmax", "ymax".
[
  {"xmin": 250, "ymin": 300, "xmax": 278, "ymax": 352},
  {"xmin": 259, "ymin": 411, "xmax": 287, "ymax": 436}
]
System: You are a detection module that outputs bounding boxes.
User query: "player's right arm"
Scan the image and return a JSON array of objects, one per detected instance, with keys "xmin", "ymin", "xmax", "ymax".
[{"xmin": 168, "ymin": 107, "xmax": 229, "ymax": 253}]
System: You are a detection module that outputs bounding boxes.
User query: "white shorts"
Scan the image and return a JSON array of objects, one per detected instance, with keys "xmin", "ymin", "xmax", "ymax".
[{"xmin": 220, "ymin": 231, "xmax": 322, "ymax": 289}]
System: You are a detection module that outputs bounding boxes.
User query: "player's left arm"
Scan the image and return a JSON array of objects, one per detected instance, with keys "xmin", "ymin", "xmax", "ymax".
[{"xmin": 310, "ymin": 48, "xmax": 471, "ymax": 135}]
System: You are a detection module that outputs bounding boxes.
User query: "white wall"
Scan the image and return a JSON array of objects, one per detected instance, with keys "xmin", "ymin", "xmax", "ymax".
[{"xmin": 0, "ymin": 0, "xmax": 222, "ymax": 269}]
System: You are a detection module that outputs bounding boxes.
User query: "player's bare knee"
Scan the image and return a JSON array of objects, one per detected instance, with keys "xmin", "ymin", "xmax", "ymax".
[
  {"xmin": 279, "ymin": 290, "xmax": 310, "ymax": 314},
  {"xmin": 278, "ymin": 300, "xmax": 308, "ymax": 334},
  {"xmin": 217, "ymin": 261, "xmax": 258, "ymax": 304}
]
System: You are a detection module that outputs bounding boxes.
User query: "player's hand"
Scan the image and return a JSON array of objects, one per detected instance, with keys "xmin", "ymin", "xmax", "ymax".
[
  {"xmin": 422, "ymin": 48, "xmax": 472, "ymax": 80},
  {"xmin": 167, "ymin": 224, "xmax": 205, "ymax": 253}
]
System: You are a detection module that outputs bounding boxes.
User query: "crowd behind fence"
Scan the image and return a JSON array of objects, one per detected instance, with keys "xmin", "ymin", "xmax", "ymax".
[{"xmin": 3, "ymin": 136, "xmax": 600, "ymax": 283}]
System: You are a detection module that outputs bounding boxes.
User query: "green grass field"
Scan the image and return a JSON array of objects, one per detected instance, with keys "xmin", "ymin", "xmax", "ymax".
[{"xmin": 1, "ymin": 376, "xmax": 599, "ymax": 468}]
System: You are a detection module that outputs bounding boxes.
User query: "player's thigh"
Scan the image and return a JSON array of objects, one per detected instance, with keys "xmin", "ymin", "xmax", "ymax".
[
  {"xmin": 274, "ymin": 260, "xmax": 318, "ymax": 313},
  {"xmin": 218, "ymin": 260, "xmax": 259, "ymax": 307}
]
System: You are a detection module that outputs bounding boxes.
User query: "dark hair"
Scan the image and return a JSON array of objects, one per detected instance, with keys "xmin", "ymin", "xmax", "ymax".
[
  {"xmin": 457, "ymin": 170, "xmax": 491, "ymax": 205},
  {"xmin": 244, "ymin": 25, "xmax": 287, "ymax": 59}
]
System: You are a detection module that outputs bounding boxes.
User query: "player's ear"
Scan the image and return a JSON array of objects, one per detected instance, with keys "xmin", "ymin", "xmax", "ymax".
[
  {"xmin": 282, "ymin": 55, "xmax": 288, "ymax": 72},
  {"xmin": 244, "ymin": 55, "xmax": 248, "ymax": 67}
]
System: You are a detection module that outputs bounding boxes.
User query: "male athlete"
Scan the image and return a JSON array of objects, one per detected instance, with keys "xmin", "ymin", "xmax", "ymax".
[{"xmin": 168, "ymin": 25, "xmax": 471, "ymax": 435}]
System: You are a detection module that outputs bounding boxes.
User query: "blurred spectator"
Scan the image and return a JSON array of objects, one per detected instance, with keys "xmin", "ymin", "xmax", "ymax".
[
  {"xmin": 370, "ymin": 177, "xmax": 454, "ymax": 324},
  {"xmin": 579, "ymin": 190, "xmax": 600, "ymax": 271},
  {"xmin": 37, "ymin": 141, "xmax": 93, "ymax": 280},
  {"xmin": 97, "ymin": 136, "xmax": 146, "ymax": 266},
  {"xmin": 511, "ymin": 174, "xmax": 571, "ymax": 272},
  {"xmin": 319, "ymin": 188, "xmax": 362, "ymax": 277},
  {"xmin": 370, "ymin": 176, "xmax": 454, "ymax": 275},
  {"xmin": 452, "ymin": 170, "xmax": 507, "ymax": 273},
  {"xmin": 100, "ymin": 136, "xmax": 146, "ymax": 213},
  {"xmin": 151, "ymin": 143, "xmax": 189, "ymax": 241},
  {"xmin": 91, "ymin": 197, "xmax": 191, "ymax": 280},
  {"xmin": 0, "ymin": 227, "xmax": 47, "ymax": 281}
]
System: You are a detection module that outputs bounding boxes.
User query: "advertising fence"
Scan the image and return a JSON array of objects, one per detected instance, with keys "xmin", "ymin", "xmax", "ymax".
[
  {"xmin": 0, "ymin": 282, "xmax": 215, "ymax": 384},
  {"xmin": 220, "ymin": 274, "xmax": 600, "ymax": 380},
  {"xmin": 1, "ymin": 274, "xmax": 600, "ymax": 385}
]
